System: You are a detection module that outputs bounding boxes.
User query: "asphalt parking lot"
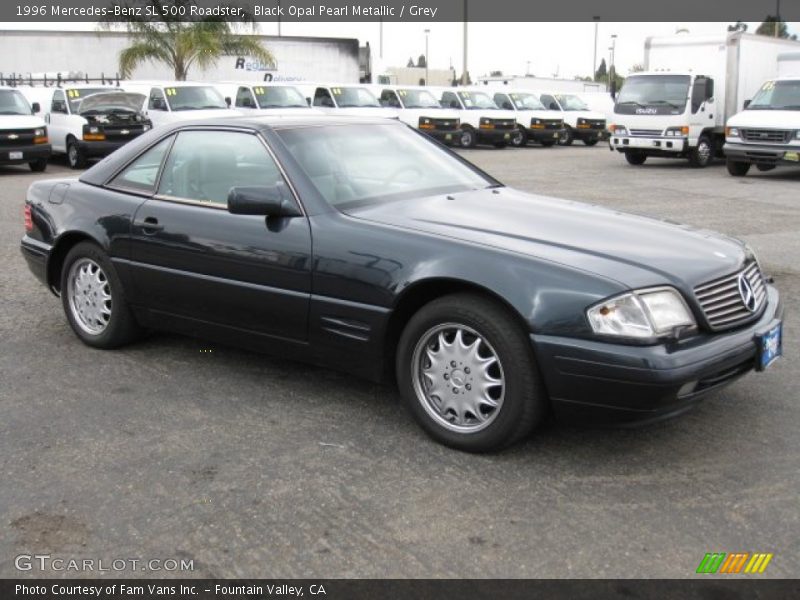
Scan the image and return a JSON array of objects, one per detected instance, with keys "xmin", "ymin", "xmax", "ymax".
[{"xmin": 1, "ymin": 147, "xmax": 798, "ymax": 579}]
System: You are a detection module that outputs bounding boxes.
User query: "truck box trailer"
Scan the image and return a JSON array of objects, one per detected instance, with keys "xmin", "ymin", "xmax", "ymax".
[{"xmin": 609, "ymin": 32, "xmax": 800, "ymax": 167}]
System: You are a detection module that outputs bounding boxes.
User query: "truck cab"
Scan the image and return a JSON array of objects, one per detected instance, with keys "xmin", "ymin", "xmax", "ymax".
[
  {"xmin": 125, "ymin": 81, "xmax": 238, "ymax": 129},
  {"xmin": 302, "ymin": 84, "xmax": 399, "ymax": 119},
  {"xmin": 433, "ymin": 88, "xmax": 517, "ymax": 148},
  {"xmin": 376, "ymin": 86, "xmax": 461, "ymax": 145},
  {"xmin": 217, "ymin": 82, "xmax": 320, "ymax": 115},
  {"xmin": 538, "ymin": 92, "xmax": 607, "ymax": 146},
  {"xmin": 0, "ymin": 86, "xmax": 50, "ymax": 172},
  {"xmin": 608, "ymin": 72, "xmax": 717, "ymax": 167},
  {"xmin": 26, "ymin": 84, "xmax": 150, "ymax": 169},
  {"xmin": 724, "ymin": 77, "xmax": 800, "ymax": 176},
  {"xmin": 491, "ymin": 90, "xmax": 564, "ymax": 147}
]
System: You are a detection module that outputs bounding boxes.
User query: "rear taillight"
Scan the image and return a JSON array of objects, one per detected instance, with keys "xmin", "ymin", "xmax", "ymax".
[{"xmin": 24, "ymin": 204, "xmax": 33, "ymax": 232}]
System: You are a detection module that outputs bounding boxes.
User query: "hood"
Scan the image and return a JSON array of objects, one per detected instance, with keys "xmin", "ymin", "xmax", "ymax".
[
  {"xmin": 400, "ymin": 107, "xmax": 461, "ymax": 120},
  {"xmin": 251, "ymin": 107, "xmax": 323, "ymax": 116},
  {"xmin": 343, "ymin": 187, "xmax": 747, "ymax": 290},
  {"xmin": 160, "ymin": 108, "xmax": 238, "ymax": 121},
  {"xmin": 568, "ymin": 109, "xmax": 606, "ymax": 120},
  {"xmin": 0, "ymin": 115, "xmax": 45, "ymax": 129},
  {"xmin": 333, "ymin": 107, "xmax": 400, "ymax": 119},
  {"xmin": 610, "ymin": 112, "xmax": 687, "ymax": 130},
  {"xmin": 476, "ymin": 109, "xmax": 518, "ymax": 121},
  {"xmin": 515, "ymin": 109, "xmax": 560, "ymax": 121},
  {"xmin": 78, "ymin": 92, "xmax": 145, "ymax": 115},
  {"xmin": 727, "ymin": 109, "xmax": 800, "ymax": 129}
]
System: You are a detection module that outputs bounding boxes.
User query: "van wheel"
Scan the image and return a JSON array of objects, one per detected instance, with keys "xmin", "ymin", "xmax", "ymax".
[
  {"xmin": 558, "ymin": 126, "xmax": 574, "ymax": 146},
  {"xmin": 726, "ymin": 160, "xmax": 751, "ymax": 176},
  {"xmin": 459, "ymin": 127, "xmax": 477, "ymax": 149},
  {"xmin": 510, "ymin": 126, "xmax": 527, "ymax": 147},
  {"xmin": 29, "ymin": 158, "xmax": 48, "ymax": 172},
  {"xmin": 493, "ymin": 142, "xmax": 508, "ymax": 148},
  {"xmin": 396, "ymin": 293, "xmax": 547, "ymax": 452},
  {"xmin": 583, "ymin": 138, "xmax": 599, "ymax": 146},
  {"xmin": 625, "ymin": 150, "xmax": 647, "ymax": 165},
  {"xmin": 540, "ymin": 140, "xmax": 556, "ymax": 147},
  {"xmin": 67, "ymin": 139, "xmax": 87, "ymax": 169},
  {"xmin": 688, "ymin": 135, "xmax": 713, "ymax": 168}
]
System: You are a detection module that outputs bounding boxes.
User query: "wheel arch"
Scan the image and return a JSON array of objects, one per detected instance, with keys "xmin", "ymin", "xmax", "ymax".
[{"xmin": 47, "ymin": 231, "xmax": 104, "ymax": 294}]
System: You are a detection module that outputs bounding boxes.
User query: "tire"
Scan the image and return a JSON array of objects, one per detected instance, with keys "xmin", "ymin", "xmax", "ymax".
[
  {"xmin": 510, "ymin": 126, "xmax": 527, "ymax": 148},
  {"xmin": 67, "ymin": 139, "xmax": 87, "ymax": 169},
  {"xmin": 493, "ymin": 142, "xmax": 508, "ymax": 149},
  {"xmin": 60, "ymin": 241, "xmax": 141, "ymax": 349},
  {"xmin": 459, "ymin": 127, "xmax": 477, "ymax": 149},
  {"xmin": 624, "ymin": 150, "xmax": 647, "ymax": 165},
  {"xmin": 756, "ymin": 164, "xmax": 776, "ymax": 172},
  {"xmin": 29, "ymin": 158, "xmax": 47, "ymax": 172},
  {"xmin": 726, "ymin": 159, "xmax": 750, "ymax": 177},
  {"xmin": 688, "ymin": 134, "xmax": 713, "ymax": 168},
  {"xmin": 583, "ymin": 138, "xmax": 599, "ymax": 147},
  {"xmin": 558, "ymin": 126, "xmax": 574, "ymax": 146},
  {"xmin": 396, "ymin": 293, "xmax": 547, "ymax": 452},
  {"xmin": 540, "ymin": 140, "xmax": 556, "ymax": 147}
]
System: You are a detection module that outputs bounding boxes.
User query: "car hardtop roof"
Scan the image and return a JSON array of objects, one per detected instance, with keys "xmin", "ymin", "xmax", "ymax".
[{"xmin": 124, "ymin": 80, "xmax": 219, "ymax": 88}]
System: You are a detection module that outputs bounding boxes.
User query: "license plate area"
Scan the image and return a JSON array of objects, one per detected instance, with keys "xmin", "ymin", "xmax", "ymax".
[
  {"xmin": 9, "ymin": 151, "xmax": 23, "ymax": 160},
  {"xmin": 756, "ymin": 322, "xmax": 782, "ymax": 371}
]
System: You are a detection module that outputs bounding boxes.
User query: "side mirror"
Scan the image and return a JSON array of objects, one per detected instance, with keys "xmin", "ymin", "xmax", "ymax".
[
  {"xmin": 227, "ymin": 185, "xmax": 302, "ymax": 217},
  {"xmin": 744, "ymin": 99, "xmax": 751, "ymax": 109},
  {"xmin": 224, "ymin": 96, "xmax": 232, "ymax": 107},
  {"xmin": 31, "ymin": 102, "xmax": 41, "ymax": 114},
  {"xmin": 52, "ymin": 100, "xmax": 67, "ymax": 113}
]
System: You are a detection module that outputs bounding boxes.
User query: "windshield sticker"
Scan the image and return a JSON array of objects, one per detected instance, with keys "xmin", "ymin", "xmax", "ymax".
[
  {"xmin": 165, "ymin": 88, "xmax": 177, "ymax": 96},
  {"xmin": 67, "ymin": 89, "xmax": 80, "ymax": 98}
]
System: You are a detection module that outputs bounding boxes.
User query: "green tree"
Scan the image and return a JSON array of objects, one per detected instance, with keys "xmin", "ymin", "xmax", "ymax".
[
  {"xmin": 102, "ymin": 0, "xmax": 274, "ymax": 80},
  {"xmin": 417, "ymin": 54, "xmax": 427, "ymax": 68},
  {"xmin": 594, "ymin": 58, "xmax": 607, "ymax": 82},
  {"xmin": 756, "ymin": 16, "xmax": 797, "ymax": 40}
]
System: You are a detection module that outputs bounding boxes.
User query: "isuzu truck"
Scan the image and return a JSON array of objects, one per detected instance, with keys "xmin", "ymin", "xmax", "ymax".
[{"xmin": 609, "ymin": 32, "xmax": 800, "ymax": 167}]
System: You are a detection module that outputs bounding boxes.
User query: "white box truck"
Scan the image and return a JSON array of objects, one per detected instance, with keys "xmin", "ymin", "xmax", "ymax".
[{"xmin": 609, "ymin": 32, "xmax": 800, "ymax": 167}]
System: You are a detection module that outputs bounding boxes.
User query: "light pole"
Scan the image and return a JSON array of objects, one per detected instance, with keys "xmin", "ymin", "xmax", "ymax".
[
  {"xmin": 609, "ymin": 34, "xmax": 618, "ymax": 97},
  {"xmin": 425, "ymin": 28, "xmax": 430, "ymax": 85},
  {"xmin": 462, "ymin": 0, "xmax": 468, "ymax": 85},
  {"xmin": 592, "ymin": 16, "xmax": 600, "ymax": 80}
]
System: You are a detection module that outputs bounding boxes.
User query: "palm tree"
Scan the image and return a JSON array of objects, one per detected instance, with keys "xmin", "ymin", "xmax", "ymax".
[{"xmin": 101, "ymin": 0, "xmax": 274, "ymax": 80}]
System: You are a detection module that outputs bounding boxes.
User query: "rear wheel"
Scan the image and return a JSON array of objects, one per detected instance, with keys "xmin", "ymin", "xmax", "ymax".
[
  {"xmin": 396, "ymin": 294, "xmax": 547, "ymax": 452},
  {"xmin": 61, "ymin": 242, "xmax": 141, "ymax": 348},
  {"xmin": 459, "ymin": 127, "xmax": 477, "ymax": 149},
  {"xmin": 688, "ymin": 134, "xmax": 713, "ymax": 168},
  {"xmin": 726, "ymin": 159, "xmax": 751, "ymax": 177},
  {"xmin": 29, "ymin": 158, "xmax": 47, "ymax": 172},
  {"xmin": 510, "ymin": 126, "xmax": 527, "ymax": 147},
  {"xmin": 624, "ymin": 150, "xmax": 647, "ymax": 165},
  {"xmin": 67, "ymin": 139, "xmax": 87, "ymax": 169},
  {"xmin": 558, "ymin": 126, "xmax": 574, "ymax": 146}
]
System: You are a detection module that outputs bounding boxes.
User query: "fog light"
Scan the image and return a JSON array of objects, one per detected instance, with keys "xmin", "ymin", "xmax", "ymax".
[{"xmin": 678, "ymin": 381, "xmax": 698, "ymax": 397}]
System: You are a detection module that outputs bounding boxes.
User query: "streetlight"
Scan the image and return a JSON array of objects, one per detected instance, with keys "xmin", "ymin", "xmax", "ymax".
[
  {"xmin": 609, "ymin": 34, "xmax": 618, "ymax": 98},
  {"xmin": 424, "ymin": 28, "xmax": 430, "ymax": 85},
  {"xmin": 592, "ymin": 16, "xmax": 600, "ymax": 80}
]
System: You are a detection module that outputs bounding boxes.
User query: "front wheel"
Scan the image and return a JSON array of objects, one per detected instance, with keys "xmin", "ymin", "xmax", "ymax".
[
  {"xmin": 396, "ymin": 294, "xmax": 547, "ymax": 452},
  {"xmin": 459, "ymin": 127, "xmax": 477, "ymax": 149},
  {"xmin": 67, "ymin": 139, "xmax": 87, "ymax": 169},
  {"xmin": 688, "ymin": 135, "xmax": 713, "ymax": 168},
  {"xmin": 558, "ymin": 126, "xmax": 574, "ymax": 146},
  {"xmin": 624, "ymin": 150, "xmax": 647, "ymax": 165},
  {"xmin": 726, "ymin": 159, "xmax": 751, "ymax": 177},
  {"xmin": 583, "ymin": 138, "xmax": 599, "ymax": 147},
  {"xmin": 493, "ymin": 142, "xmax": 508, "ymax": 148},
  {"xmin": 61, "ymin": 241, "xmax": 142, "ymax": 348},
  {"xmin": 510, "ymin": 126, "xmax": 527, "ymax": 147},
  {"xmin": 540, "ymin": 140, "xmax": 556, "ymax": 147},
  {"xmin": 29, "ymin": 158, "xmax": 47, "ymax": 172}
]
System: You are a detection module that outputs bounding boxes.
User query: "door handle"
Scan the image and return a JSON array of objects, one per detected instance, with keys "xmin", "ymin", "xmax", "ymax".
[{"xmin": 134, "ymin": 216, "xmax": 163, "ymax": 233}]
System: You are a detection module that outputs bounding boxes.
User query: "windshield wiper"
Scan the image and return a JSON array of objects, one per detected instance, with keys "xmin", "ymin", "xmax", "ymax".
[
  {"xmin": 0, "ymin": 111, "xmax": 27, "ymax": 115},
  {"xmin": 776, "ymin": 105, "xmax": 800, "ymax": 110},
  {"xmin": 649, "ymin": 100, "xmax": 681, "ymax": 108},
  {"xmin": 616, "ymin": 100, "xmax": 645, "ymax": 108}
]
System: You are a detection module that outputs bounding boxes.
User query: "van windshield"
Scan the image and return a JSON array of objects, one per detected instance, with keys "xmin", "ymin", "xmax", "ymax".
[
  {"xmin": 457, "ymin": 91, "xmax": 499, "ymax": 110},
  {"xmin": 615, "ymin": 75, "xmax": 690, "ymax": 113},
  {"xmin": 66, "ymin": 88, "xmax": 118, "ymax": 112},
  {"xmin": 253, "ymin": 86, "xmax": 308, "ymax": 108},
  {"xmin": 166, "ymin": 86, "xmax": 228, "ymax": 111},
  {"xmin": 397, "ymin": 89, "xmax": 441, "ymax": 108},
  {"xmin": 747, "ymin": 80, "xmax": 800, "ymax": 110},
  {"xmin": 509, "ymin": 93, "xmax": 546, "ymax": 110},
  {"xmin": 554, "ymin": 94, "xmax": 589, "ymax": 111},
  {"xmin": 331, "ymin": 87, "xmax": 381, "ymax": 108},
  {"xmin": 0, "ymin": 89, "xmax": 32, "ymax": 115}
]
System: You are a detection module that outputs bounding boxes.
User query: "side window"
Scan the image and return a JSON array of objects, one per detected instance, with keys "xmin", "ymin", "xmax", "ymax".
[
  {"xmin": 494, "ymin": 93, "xmax": 512, "ymax": 110},
  {"xmin": 149, "ymin": 88, "xmax": 167, "ymax": 111},
  {"xmin": 380, "ymin": 90, "xmax": 400, "ymax": 108},
  {"xmin": 108, "ymin": 136, "xmax": 173, "ymax": 193},
  {"xmin": 156, "ymin": 130, "xmax": 286, "ymax": 207},
  {"xmin": 313, "ymin": 88, "xmax": 334, "ymax": 108},
  {"xmin": 541, "ymin": 94, "xmax": 559, "ymax": 111},
  {"xmin": 441, "ymin": 92, "xmax": 460, "ymax": 109},
  {"xmin": 236, "ymin": 87, "xmax": 255, "ymax": 108},
  {"xmin": 51, "ymin": 90, "xmax": 67, "ymax": 113}
]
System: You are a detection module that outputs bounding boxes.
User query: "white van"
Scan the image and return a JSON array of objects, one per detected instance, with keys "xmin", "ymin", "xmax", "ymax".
[
  {"xmin": 0, "ymin": 86, "xmax": 50, "ymax": 171},
  {"xmin": 123, "ymin": 81, "xmax": 239, "ymax": 129},
  {"xmin": 215, "ymin": 82, "xmax": 320, "ymax": 115},
  {"xmin": 432, "ymin": 87, "xmax": 517, "ymax": 148},
  {"xmin": 299, "ymin": 84, "xmax": 399, "ymax": 119},
  {"xmin": 375, "ymin": 85, "xmax": 461, "ymax": 145},
  {"xmin": 490, "ymin": 90, "xmax": 564, "ymax": 147},
  {"xmin": 538, "ymin": 92, "xmax": 608, "ymax": 146},
  {"xmin": 24, "ymin": 84, "xmax": 150, "ymax": 169}
]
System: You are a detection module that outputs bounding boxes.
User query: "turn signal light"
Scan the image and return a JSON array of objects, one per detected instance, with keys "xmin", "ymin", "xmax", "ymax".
[
  {"xmin": 24, "ymin": 204, "xmax": 33, "ymax": 232},
  {"xmin": 419, "ymin": 123, "xmax": 435, "ymax": 130},
  {"xmin": 34, "ymin": 135, "xmax": 48, "ymax": 144},
  {"xmin": 83, "ymin": 133, "xmax": 106, "ymax": 141}
]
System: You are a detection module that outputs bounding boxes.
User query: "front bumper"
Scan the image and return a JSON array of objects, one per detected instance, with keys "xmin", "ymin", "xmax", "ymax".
[
  {"xmin": 723, "ymin": 141, "xmax": 800, "ymax": 167},
  {"xmin": 477, "ymin": 128, "xmax": 514, "ymax": 144},
  {"xmin": 0, "ymin": 143, "xmax": 51, "ymax": 165},
  {"xmin": 574, "ymin": 126, "xmax": 609, "ymax": 141},
  {"xmin": 532, "ymin": 285, "xmax": 782, "ymax": 424},
  {"xmin": 527, "ymin": 128, "xmax": 564, "ymax": 142},
  {"xmin": 610, "ymin": 135, "xmax": 687, "ymax": 155},
  {"xmin": 77, "ymin": 139, "xmax": 131, "ymax": 158},
  {"xmin": 422, "ymin": 128, "xmax": 461, "ymax": 145}
]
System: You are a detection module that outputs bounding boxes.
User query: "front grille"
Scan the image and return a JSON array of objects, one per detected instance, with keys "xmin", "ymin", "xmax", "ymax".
[
  {"xmin": 582, "ymin": 119, "xmax": 606, "ymax": 129},
  {"xmin": 427, "ymin": 118, "xmax": 458, "ymax": 131},
  {"xmin": 490, "ymin": 119, "xmax": 516, "ymax": 130},
  {"xmin": 629, "ymin": 128, "xmax": 662, "ymax": 137},
  {"xmin": 542, "ymin": 119, "xmax": 562, "ymax": 129},
  {"xmin": 694, "ymin": 261, "xmax": 766, "ymax": 330},
  {"xmin": 0, "ymin": 128, "xmax": 36, "ymax": 147},
  {"xmin": 103, "ymin": 125, "xmax": 147, "ymax": 142},
  {"xmin": 740, "ymin": 128, "xmax": 792, "ymax": 143}
]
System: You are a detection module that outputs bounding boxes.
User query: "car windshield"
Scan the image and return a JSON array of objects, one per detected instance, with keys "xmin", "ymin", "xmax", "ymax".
[
  {"xmin": 253, "ymin": 85, "xmax": 309, "ymax": 108},
  {"xmin": 615, "ymin": 75, "xmax": 690, "ymax": 109},
  {"xmin": 166, "ymin": 86, "xmax": 228, "ymax": 111},
  {"xmin": 277, "ymin": 123, "xmax": 495, "ymax": 208},
  {"xmin": 331, "ymin": 87, "xmax": 381, "ymax": 108},
  {"xmin": 66, "ymin": 88, "xmax": 117, "ymax": 112},
  {"xmin": 458, "ymin": 91, "xmax": 499, "ymax": 110},
  {"xmin": 747, "ymin": 80, "xmax": 800, "ymax": 110},
  {"xmin": 397, "ymin": 89, "xmax": 441, "ymax": 108},
  {"xmin": 509, "ymin": 93, "xmax": 546, "ymax": 110},
  {"xmin": 554, "ymin": 94, "xmax": 589, "ymax": 111},
  {"xmin": 0, "ymin": 89, "xmax": 32, "ymax": 115},
  {"xmin": 78, "ymin": 92, "xmax": 145, "ymax": 115}
]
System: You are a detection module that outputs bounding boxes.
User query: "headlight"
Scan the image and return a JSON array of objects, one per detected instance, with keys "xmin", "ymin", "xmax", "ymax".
[
  {"xmin": 611, "ymin": 125, "xmax": 627, "ymax": 135},
  {"xmin": 795, "ymin": 130, "xmax": 800, "ymax": 140},
  {"xmin": 142, "ymin": 124, "xmax": 151, "ymax": 131},
  {"xmin": 587, "ymin": 287, "xmax": 695, "ymax": 338},
  {"xmin": 664, "ymin": 126, "xmax": 689, "ymax": 137},
  {"xmin": 479, "ymin": 117, "xmax": 494, "ymax": 128},
  {"xmin": 577, "ymin": 118, "xmax": 586, "ymax": 125},
  {"xmin": 90, "ymin": 126, "xmax": 100, "ymax": 134},
  {"xmin": 726, "ymin": 126, "xmax": 740, "ymax": 138},
  {"xmin": 33, "ymin": 128, "xmax": 45, "ymax": 137}
]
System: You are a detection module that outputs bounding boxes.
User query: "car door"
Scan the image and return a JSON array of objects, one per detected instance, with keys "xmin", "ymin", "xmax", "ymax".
[
  {"xmin": 47, "ymin": 89, "xmax": 69, "ymax": 152},
  {"xmin": 128, "ymin": 128, "xmax": 312, "ymax": 343}
]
